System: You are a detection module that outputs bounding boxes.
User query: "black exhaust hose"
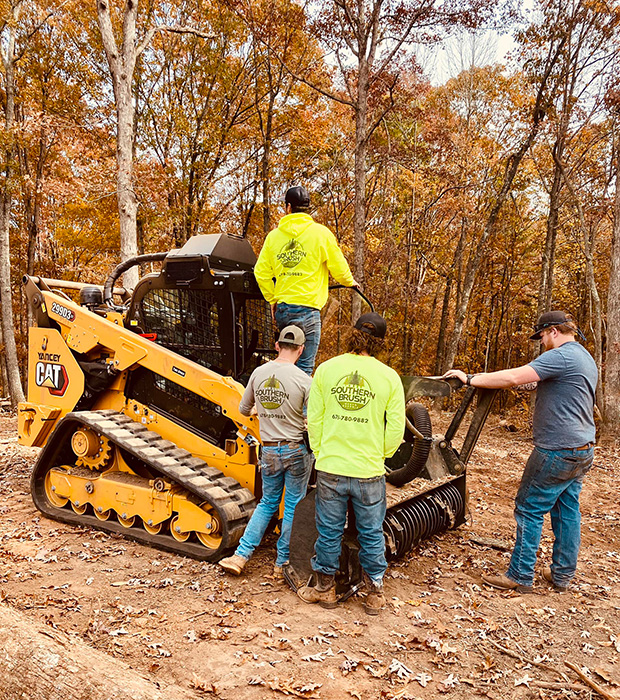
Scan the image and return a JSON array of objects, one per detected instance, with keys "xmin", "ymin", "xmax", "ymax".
[
  {"xmin": 103, "ymin": 252, "xmax": 168, "ymax": 306},
  {"xmin": 386, "ymin": 402, "xmax": 433, "ymax": 486}
]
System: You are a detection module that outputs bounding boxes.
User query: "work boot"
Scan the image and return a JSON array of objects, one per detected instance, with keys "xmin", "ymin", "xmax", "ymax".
[
  {"xmin": 543, "ymin": 566, "xmax": 569, "ymax": 593},
  {"xmin": 364, "ymin": 580, "xmax": 386, "ymax": 616},
  {"xmin": 297, "ymin": 572, "xmax": 338, "ymax": 609},
  {"xmin": 273, "ymin": 564, "xmax": 284, "ymax": 579},
  {"xmin": 481, "ymin": 572, "xmax": 533, "ymax": 594},
  {"xmin": 218, "ymin": 554, "xmax": 247, "ymax": 576}
]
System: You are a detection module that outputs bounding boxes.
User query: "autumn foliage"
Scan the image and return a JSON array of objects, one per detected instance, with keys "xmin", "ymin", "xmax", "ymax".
[{"xmin": 1, "ymin": 0, "xmax": 620, "ymax": 431}]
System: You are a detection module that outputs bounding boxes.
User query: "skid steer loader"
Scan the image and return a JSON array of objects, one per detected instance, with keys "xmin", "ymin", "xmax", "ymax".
[{"xmin": 18, "ymin": 233, "xmax": 496, "ymax": 568}]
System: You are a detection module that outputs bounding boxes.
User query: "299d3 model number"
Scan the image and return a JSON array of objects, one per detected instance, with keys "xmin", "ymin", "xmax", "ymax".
[{"xmin": 51, "ymin": 302, "xmax": 75, "ymax": 322}]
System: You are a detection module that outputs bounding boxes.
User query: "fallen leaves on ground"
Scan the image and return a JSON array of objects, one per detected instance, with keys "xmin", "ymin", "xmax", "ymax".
[{"xmin": 247, "ymin": 676, "xmax": 322, "ymax": 697}]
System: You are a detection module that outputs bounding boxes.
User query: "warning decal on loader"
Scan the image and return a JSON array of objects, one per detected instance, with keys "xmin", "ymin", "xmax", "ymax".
[{"xmin": 35, "ymin": 361, "xmax": 69, "ymax": 397}]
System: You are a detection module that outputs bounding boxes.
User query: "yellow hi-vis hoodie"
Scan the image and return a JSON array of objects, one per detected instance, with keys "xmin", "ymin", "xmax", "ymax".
[
  {"xmin": 254, "ymin": 213, "xmax": 355, "ymax": 310},
  {"xmin": 308, "ymin": 353, "xmax": 406, "ymax": 478}
]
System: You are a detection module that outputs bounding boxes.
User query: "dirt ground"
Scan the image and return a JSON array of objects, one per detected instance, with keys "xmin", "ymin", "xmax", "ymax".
[{"xmin": 1, "ymin": 411, "xmax": 619, "ymax": 700}]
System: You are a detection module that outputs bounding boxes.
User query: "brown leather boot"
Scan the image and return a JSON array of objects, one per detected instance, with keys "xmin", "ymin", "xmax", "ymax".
[
  {"xmin": 297, "ymin": 573, "xmax": 338, "ymax": 609},
  {"xmin": 218, "ymin": 554, "xmax": 247, "ymax": 576},
  {"xmin": 542, "ymin": 566, "xmax": 569, "ymax": 592},
  {"xmin": 364, "ymin": 580, "xmax": 386, "ymax": 615},
  {"xmin": 482, "ymin": 572, "xmax": 533, "ymax": 594}
]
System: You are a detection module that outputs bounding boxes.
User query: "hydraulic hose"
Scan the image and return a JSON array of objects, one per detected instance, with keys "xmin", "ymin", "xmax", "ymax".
[
  {"xmin": 328, "ymin": 284, "xmax": 375, "ymax": 312},
  {"xmin": 386, "ymin": 402, "xmax": 433, "ymax": 487},
  {"xmin": 103, "ymin": 252, "xmax": 168, "ymax": 307}
]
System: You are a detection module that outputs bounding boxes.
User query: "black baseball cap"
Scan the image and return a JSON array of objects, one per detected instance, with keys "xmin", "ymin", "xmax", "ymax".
[
  {"xmin": 354, "ymin": 312, "xmax": 387, "ymax": 339},
  {"xmin": 529, "ymin": 310, "xmax": 571, "ymax": 340},
  {"xmin": 285, "ymin": 186, "xmax": 310, "ymax": 210}
]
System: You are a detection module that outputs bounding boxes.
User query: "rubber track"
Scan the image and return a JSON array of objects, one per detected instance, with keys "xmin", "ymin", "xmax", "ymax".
[{"xmin": 30, "ymin": 409, "xmax": 256, "ymax": 561}]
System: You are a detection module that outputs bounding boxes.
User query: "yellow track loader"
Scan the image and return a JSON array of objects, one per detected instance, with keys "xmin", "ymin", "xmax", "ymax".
[{"xmin": 18, "ymin": 234, "xmax": 496, "ymax": 571}]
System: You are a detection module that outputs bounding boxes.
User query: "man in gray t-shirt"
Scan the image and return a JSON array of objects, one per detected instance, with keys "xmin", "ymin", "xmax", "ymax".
[
  {"xmin": 219, "ymin": 325, "xmax": 312, "ymax": 577},
  {"xmin": 445, "ymin": 311, "xmax": 597, "ymax": 593}
]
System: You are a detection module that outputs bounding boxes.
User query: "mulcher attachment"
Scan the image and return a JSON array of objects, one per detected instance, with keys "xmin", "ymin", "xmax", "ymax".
[{"xmin": 285, "ymin": 380, "xmax": 497, "ymax": 597}]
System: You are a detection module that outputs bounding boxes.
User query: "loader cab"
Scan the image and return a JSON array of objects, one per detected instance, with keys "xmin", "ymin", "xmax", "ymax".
[
  {"xmin": 125, "ymin": 234, "xmax": 276, "ymax": 383},
  {"xmin": 123, "ymin": 234, "xmax": 276, "ymax": 448}
]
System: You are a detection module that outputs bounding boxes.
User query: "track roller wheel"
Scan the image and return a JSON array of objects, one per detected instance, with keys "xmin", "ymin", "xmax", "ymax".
[
  {"xmin": 118, "ymin": 513, "xmax": 135, "ymax": 528},
  {"xmin": 44, "ymin": 470, "xmax": 68, "ymax": 508},
  {"xmin": 94, "ymin": 507, "xmax": 111, "ymax": 521},
  {"xmin": 170, "ymin": 515, "xmax": 190, "ymax": 542},
  {"xmin": 143, "ymin": 519, "xmax": 163, "ymax": 535},
  {"xmin": 71, "ymin": 501, "xmax": 88, "ymax": 515},
  {"xmin": 196, "ymin": 503, "xmax": 222, "ymax": 550}
]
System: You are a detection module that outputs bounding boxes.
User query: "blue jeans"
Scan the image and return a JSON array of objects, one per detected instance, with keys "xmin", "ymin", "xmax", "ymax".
[
  {"xmin": 236, "ymin": 443, "xmax": 311, "ymax": 566},
  {"xmin": 275, "ymin": 303, "xmax": 321, "ymax": 376},
  {"xmin": 312, "ymin": 472, "xmax": 387, "ymax": 584},
  {"xmin": 507, "ymin": 446, "xmax": 593, "ymax": 587}
]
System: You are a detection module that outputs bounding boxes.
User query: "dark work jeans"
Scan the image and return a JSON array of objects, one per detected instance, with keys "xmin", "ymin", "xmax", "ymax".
[{"xmin": 506, "ymin": 445, "xmax": 593, "ymax": 588}]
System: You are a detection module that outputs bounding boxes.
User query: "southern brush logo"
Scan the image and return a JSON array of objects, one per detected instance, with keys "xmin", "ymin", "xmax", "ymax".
[
  {"xmin": 277, "ymin": 239, "xmax": 306, "ymax": 268},
  {"xmin": 256, "ymin": 375, "xmax": 289, "ymax": 409},
  {"xmin": 331, "ymin": 371, "xmax": 375, "ymax": 411},
  {"xmin": 35, "ymin": 352, "xmax": 69, "ymax": 396}
]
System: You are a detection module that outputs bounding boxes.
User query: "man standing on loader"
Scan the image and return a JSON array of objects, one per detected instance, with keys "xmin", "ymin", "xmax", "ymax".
[
  {"xmin": 444, "ymin": 311, "xmax": 597, "ymax": 593},
  {"xmin": 297, "ymin": 313, "xmax": 405, "ymax": 614},
  {"xmin": 219, "ymin": 325, "xmax": 312, "ymax": 577},
  {"xmin": 254, "ymin": 186, "xmax": 359, "ymax": 375}
]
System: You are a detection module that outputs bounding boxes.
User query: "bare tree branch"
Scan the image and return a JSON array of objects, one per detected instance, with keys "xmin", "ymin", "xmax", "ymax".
[{"xmin": 137, "ymin": 25, "xmax": 215, "ymax": 56}]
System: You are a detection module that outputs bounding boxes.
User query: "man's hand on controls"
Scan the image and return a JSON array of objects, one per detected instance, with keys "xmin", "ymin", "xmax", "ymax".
[
  {"xmin": 271, "ymin": 303, "xmax": 277, "ymax": 323},
  {"xmin": 442, "ymin": 365, "xmax": 540, "ymax": 390},
  {"xmin": 442, "ymin": 369, "xmax": 467, "ymax": 384}
]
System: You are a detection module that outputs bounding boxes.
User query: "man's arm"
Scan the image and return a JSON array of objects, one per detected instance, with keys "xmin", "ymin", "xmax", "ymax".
[
  {"xmin": 324, "ymin": 230, "xmax": 356, "ymax": 287},
  {"xmin": 443, "ymin": 365, "xmax": 540, "ymax": 389},
  {"xmin": 307, "ymin": 370, "xmax": 325, "ymax": 454},
  {"xmin": 239, "ymin": 375, "xmax": 256, "ymax": 416},
  {"xmin": 384, "ymin": 375, "xmax": 406, "ymax": 458},
  {"xmin": 254, "ymin": 238, "xmax": 277, "ymax": 304}
]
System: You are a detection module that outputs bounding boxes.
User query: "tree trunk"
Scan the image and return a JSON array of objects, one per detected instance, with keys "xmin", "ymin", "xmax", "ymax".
[
  {"xmin": 97, "ymin": 0, "xmax": 139, "ymax": 291},
  {"xmin": 537, "ymin": 147, "xmax": 563, "ymax": 318},
  {"xmin": 261, "ymin": 92, "xmax": 275, "ymax": 235},
  {"xmin": 114, "ymin": 48, "xmax": 139, "ymax": 288},
  {"xmin": 603, "ymin": 129, "xmax": 620, "ymax": 436},
  {"xmin": 352, "ymin": 56, "xmax": 369, "ymax": 323},
  {"xmin": 0, "ymin": 603, "xmax": 199, "ymax": 700},
  {"xmin": 434, "ymin": 275, "xmax": 452, "ymax": 374},
  {"xmin": 0, "ymin": 322, "xmax": 8, "ymax": 396},
  {"xmin": 0, "ymin": 4, "xmax": 25, "ymax": 406}
]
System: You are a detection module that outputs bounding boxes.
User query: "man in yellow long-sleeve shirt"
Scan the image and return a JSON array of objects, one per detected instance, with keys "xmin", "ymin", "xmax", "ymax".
[
  {"xmin": 297, "ymin": 312, "xmax": 405, "ymax": 614},
  {"xmin": 254, "ymin": 186, "xmax": 359, "ymax": 375}
]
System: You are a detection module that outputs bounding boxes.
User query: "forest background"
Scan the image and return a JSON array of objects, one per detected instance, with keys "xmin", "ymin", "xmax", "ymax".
[{"xmin": 1, "ymin": 0, "xmax": 620, "ymax": 434}]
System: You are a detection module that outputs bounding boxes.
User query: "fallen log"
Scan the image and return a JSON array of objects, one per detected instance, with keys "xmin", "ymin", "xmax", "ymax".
[
  {"xmin": 565, "ymin": 661, "xmax": 619, "ymax": 700},
  {"xmin": 0, "ymin": 603, "xmax": 199, "ymax": 700}
]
